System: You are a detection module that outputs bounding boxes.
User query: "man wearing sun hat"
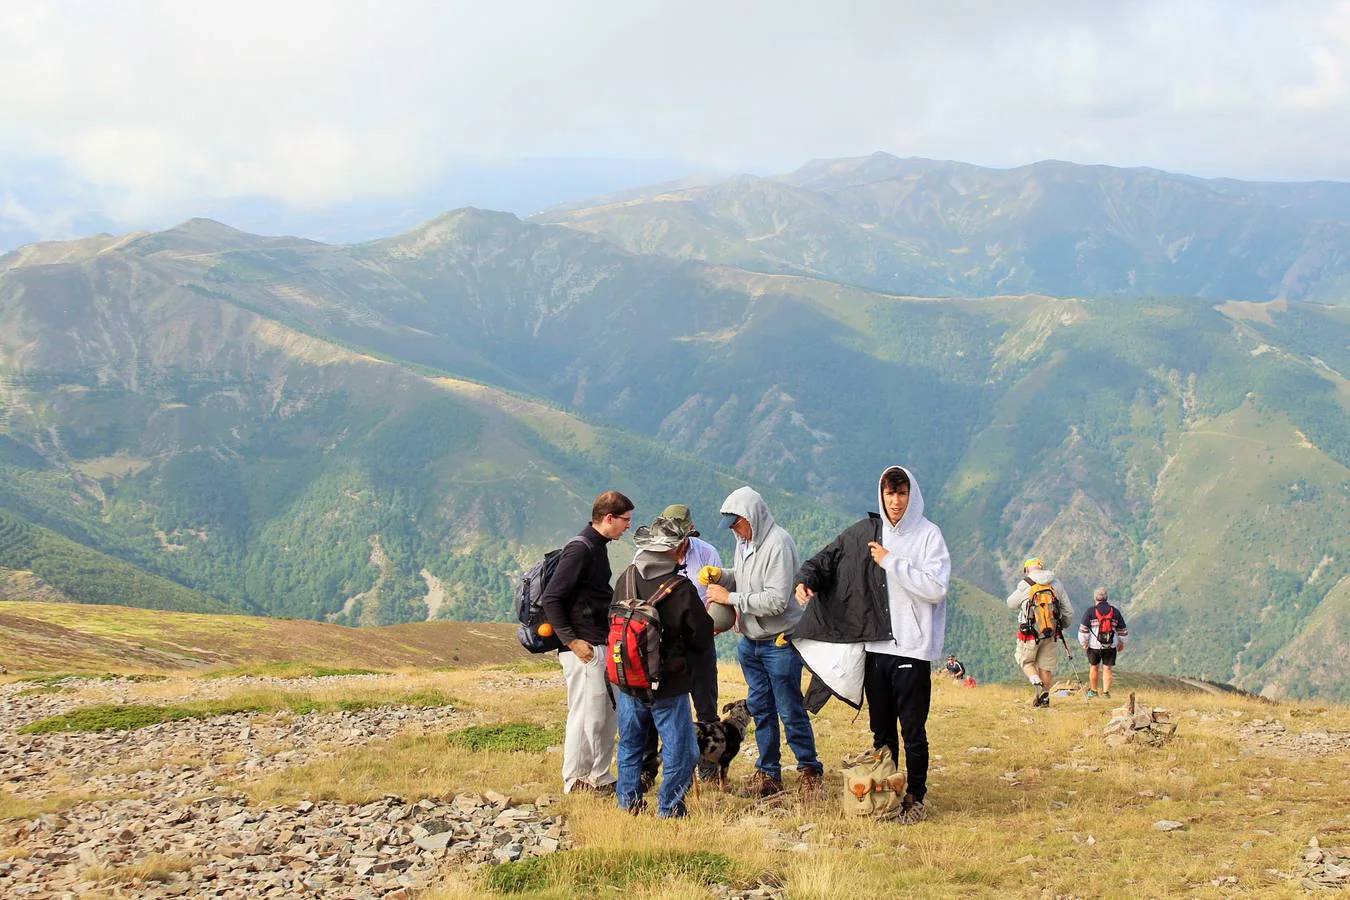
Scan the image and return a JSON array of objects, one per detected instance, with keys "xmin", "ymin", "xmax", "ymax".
[
  {"xmin": 660, "ymin": 504, "xmax": 727, "ymax": 720},
  {"xmin": 614, "ymin": 514, "xmax": 714, "ymax": 817},
  {"xmin": 635, "ymin": 504, "xmax": 727, "ymax": 788}
]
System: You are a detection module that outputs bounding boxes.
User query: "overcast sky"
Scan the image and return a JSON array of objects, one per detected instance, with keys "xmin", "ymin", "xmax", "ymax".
[{"xmin": 3, "ymin": 0, "xmax": 1350, "ymax": 242}]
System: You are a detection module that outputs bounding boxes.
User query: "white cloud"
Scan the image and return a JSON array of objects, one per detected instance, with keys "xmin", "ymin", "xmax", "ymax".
[{"xmin": 3, "ymin": 0, "xmax": 1350, "ymax": 230}]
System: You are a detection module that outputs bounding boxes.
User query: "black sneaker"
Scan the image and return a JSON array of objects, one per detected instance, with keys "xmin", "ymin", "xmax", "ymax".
[{"xmin": 895, "ymin": 793, "xmax": 928, "ymax": 824}]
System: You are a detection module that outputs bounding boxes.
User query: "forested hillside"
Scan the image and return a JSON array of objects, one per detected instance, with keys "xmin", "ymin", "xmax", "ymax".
[{"xmin": 2, "ymin": 162, "xmax": 1348, "ymax": 699}]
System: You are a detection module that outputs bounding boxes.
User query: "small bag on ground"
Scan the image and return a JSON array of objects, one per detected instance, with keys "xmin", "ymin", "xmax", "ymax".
[{"xmin": 841, "ymin": 748, "xmax": 907, "ymax": 819}]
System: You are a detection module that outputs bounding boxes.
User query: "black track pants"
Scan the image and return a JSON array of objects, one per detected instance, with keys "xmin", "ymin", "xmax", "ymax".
[{"xmin": 863, "ymin": 652, "xmax": 932, "ymax": 802}]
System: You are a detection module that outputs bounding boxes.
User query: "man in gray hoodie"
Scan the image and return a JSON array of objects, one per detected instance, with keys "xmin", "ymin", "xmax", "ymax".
[{"xmin": 702, "ymin": 486, "xmax": 821, "ymax": 798}]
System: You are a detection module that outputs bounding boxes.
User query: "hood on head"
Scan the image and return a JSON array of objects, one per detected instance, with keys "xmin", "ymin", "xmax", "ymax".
[
  {"xmin": 634, "ymin": 548, "xmax": 680, "ymax": 579},
  {"xmin": 719, "ymin": 486, "xmax": 775, "ymax": 550},
  {"xmin": 877, "ymin": 465, "xmax": 925, "ymax": 532},
  {"xmin": 1025, "ymin": 566, "xmax": 1056, "ymax": 583}
]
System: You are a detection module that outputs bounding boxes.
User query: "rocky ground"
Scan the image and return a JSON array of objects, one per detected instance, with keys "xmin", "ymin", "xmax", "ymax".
[{"xmin": 0, "ymin": 675, "xmax": 570, "ymax": 898}]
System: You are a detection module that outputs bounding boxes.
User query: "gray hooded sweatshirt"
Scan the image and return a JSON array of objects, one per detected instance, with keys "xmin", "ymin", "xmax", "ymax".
[{"xmin": 717, "ymin": 486, "xmax": 802, "ymax": 640}]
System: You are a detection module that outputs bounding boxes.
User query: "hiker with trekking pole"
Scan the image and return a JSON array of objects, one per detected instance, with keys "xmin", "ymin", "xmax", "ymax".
[{"xmin": 1006, "ymin": 557, "xmax": 1075, "ymax": 708}]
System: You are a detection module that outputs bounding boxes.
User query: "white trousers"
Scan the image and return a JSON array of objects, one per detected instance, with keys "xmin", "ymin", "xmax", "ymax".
[{"xmin": 558, "ymin": 645, "xmax": 618, "ymax": 792}]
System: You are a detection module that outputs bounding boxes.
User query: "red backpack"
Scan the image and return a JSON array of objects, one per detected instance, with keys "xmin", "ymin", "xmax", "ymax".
[
  {"xmin": 606, "ymin": 566, "xmax": 683, "ymax": 697},
  {"xmin": 1093, "ymin": 606, "xmax": 1117, "ymax": 647}
]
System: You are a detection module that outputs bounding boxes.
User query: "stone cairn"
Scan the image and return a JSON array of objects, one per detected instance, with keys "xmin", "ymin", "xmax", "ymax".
[
  {"xmin": 1103, "ymin": 694, "xmax": 1177, "ymax": 747},
  {"xmin": 1293, "ymin": 835, "xmax": 1350, "ymax": 891}
]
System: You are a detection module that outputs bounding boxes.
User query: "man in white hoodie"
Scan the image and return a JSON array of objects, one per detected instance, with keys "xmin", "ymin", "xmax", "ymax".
[{"xmin": 793, "ymin": 466, "xmax": 950, "ymax": 824}]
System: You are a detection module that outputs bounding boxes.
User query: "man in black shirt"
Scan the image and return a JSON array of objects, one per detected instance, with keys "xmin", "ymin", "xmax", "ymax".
[{"xmin": 541, "ymin": 490, "xmax": 634, "ymax": 794}]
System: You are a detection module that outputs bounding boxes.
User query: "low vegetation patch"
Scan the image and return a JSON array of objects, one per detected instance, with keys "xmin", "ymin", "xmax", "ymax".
[
  {"xmin": 446, "ymin": 723, "xmax": 562, "ymax": 753},
  {"xmin": 13, "ymin": 672, "xmax": 165, "ymax": 689},
  {"xmin": 201, "ymin": 662, "xmax": 387, "ymax": 680},
  {"xmin": 484, "ymin": 849, "xmax": 734, "ymax": 894},
  {"xmin": 19, "ymin": 688, "xmax": 457, "ymax": 734},
  {"xmin": 82, "ymin": 853, "xmax": 195, "ymax": 885}
]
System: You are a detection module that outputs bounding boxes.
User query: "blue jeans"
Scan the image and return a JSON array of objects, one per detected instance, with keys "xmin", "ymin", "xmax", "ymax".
[
  {"xmin": 737, "ymin": 637, "xmax": 821, "ymax": 780},
  {"xmin": 616, "ymin": 692, "xmax": 698, "ymax": 817}
]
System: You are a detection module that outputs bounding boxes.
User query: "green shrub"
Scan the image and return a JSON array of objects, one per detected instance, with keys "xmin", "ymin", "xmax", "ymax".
[
  {"xmin": 201, "ymin": 663, "xmax": 387, "ymax": 680},
  {"xmin": 485, "ymin": 849, "xmax": 734, "ymax": 894},
  {"xmin": 20, "ymin": 690, "xmax": 457, "ymax": 734},
  {"xmin": 447, "ymin": 723, "xmax": 561, "ymax": 753}
]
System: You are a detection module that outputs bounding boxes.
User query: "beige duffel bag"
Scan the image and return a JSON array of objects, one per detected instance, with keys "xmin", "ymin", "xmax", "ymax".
[{"xmin": 841, "ymin": 748, "xmax": 907, "ymax": 818}]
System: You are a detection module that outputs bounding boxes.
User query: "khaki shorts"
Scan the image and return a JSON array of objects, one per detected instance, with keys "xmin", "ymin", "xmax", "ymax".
[{"xmin": 1015, "ymin": 639, "xmax": 1059, "ymax": 671}]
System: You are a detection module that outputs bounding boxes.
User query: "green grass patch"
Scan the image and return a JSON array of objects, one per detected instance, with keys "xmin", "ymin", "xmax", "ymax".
[
  {"xmin": 201, "ymin": 662, "xmax": 387, "ymax": 680},
  {"xmin": 14, "ymin": 672, "xmax": 165, "ymax": 687},
  {"xmin": 447, "ymin": 722, "xmax": 562, "ymax": 753},
  {"xmin": 484, "ymin": 849, "xmax": 734, "ymax": 894},
  {"xmin": 19, "ymin": 689, "xmax": 458, "ymax": 734}
]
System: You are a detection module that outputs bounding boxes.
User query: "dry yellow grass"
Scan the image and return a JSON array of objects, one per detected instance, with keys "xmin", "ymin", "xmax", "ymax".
[
  {"xmin": 11, "ymin": 661, "xmax": 1347, "ymax": 898},
  {"xmin": 228, "ymin": 670, "xmax": 1349, "ymax": 898}
]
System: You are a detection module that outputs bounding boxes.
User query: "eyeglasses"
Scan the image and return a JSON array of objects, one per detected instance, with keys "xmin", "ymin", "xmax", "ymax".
[{"xmin": 613, "ymin": 513, "xmax": 633, "ymax": 524}]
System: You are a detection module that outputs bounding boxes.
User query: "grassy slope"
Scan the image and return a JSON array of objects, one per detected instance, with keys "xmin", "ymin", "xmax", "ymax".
[
  {"xmin": 0, "ymin": 601, "xmax": 527, "ymax": 673},
  {"xmin": 1128, "ymin": 401, "xmax": 1350, "ymax": 696},
  {"xmin": 10, "ymin": 659, "xmax": 1341, "ymax": 898},
  {"xmin": 4, "ymin": 602, "xmax": 1345, "ymax": 897}
]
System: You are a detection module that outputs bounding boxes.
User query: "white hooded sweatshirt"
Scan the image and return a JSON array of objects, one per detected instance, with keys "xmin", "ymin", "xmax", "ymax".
[{"xmin": 794, "ymin": 465, "xmax": 951, "ymax": 707}]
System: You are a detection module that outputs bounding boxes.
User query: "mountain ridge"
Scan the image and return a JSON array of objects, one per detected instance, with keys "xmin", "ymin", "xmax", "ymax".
[{"xmin": 2, "ymin": 177, "xmax": 1348, "ymax": 698}]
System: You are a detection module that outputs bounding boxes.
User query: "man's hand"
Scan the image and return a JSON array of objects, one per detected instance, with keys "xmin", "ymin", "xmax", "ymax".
[
  {"xmin": 794, "ymin": 583, "xmax": 815, "ymax": 604},
  {"xmin": 867, "ymin": 541, "xmax": 889, "ymax": 565},
  {"xmin": 706, "ymin": 583, "xmax": 731, "ymax": 605},
  {"xmin": 568, "ymin": 639, "xmax": 594, "ymax": 663}
]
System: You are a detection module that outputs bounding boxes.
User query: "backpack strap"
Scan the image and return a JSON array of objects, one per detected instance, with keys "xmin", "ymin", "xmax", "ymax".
[{"xmin": 648, "ymin": 574, "xmax": 685, "ymax": 605}]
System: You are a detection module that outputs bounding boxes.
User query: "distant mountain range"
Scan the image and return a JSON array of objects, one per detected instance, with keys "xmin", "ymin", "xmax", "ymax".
[
  {"xmin": 1, "ymin": 153, "xmax": 1348, "ymax": 700},
  {"xmin": 539, "ymin": 153, "xmax": 1350, "ymax": 303}
]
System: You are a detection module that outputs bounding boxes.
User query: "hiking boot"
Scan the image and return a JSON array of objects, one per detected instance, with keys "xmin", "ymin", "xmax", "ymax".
[
  {"xmin": 738, "ymin": 769, "xmax": 785, "ymax": 799},
  {"xmin": 796, "ymin": 769, "xmax": 824, "ymax": 800},
  {"xmin": 895, "ymin": 793, "xmax": 928, "ymax": 825},
  {"xmin": 589, "ymin": 781, "xmax": 616, "ymax": 797},
  {"xmin": 1030, "ymin": 689, "xmax": 1048, "ymax": 708},
  {"xmin": 1085, "ymin": 689, "xmax": 1098, "ymax": 699},
  {"xmin": 1102, "ymin": 690, "xmax": 1111, "ymax": 699},
  {"xmin": 624, "ymin": 796, "xmax": 647, "ymax": 816}
]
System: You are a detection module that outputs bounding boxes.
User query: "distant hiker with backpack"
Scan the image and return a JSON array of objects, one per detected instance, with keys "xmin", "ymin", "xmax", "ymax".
[
  {"xmin": 539, "ymin": 490, "xmax": 634, "ymax": 795},
  {"xmin": 1078, "ymin": 586, "xmax": 1128, "ymax": 699},
  {"xmin": 702, "ymin": 486, "xmax": 823, "ymax": 799},
  {"xmin": 793, "ymin": 465, "xmax": 951, "ymax": 824},
  {"xmin": 609, "ymin": 514, "xmax": 714, "ymax": 817},
  {"xmin": 1006, "ymin": 557, "xmax": 1074, "ymax": 708}
]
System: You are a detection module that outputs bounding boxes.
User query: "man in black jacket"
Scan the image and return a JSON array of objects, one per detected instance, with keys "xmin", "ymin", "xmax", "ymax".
[
  {"xmin": 613, "ymin": 515, "xmax": 714, "ymax": 817},
  {"xmin": 541, "ymin": 490, "xmax": 634, "ymax": 795},
  {"xmin": 792, "ymin": 466, "xmax": 951, "ymax": 824}
]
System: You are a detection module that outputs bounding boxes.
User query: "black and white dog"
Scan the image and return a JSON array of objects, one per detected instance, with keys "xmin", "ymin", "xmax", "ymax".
[{"xmin": 695, "ymin": 700, "xmax": 751, "ymax": 783}]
